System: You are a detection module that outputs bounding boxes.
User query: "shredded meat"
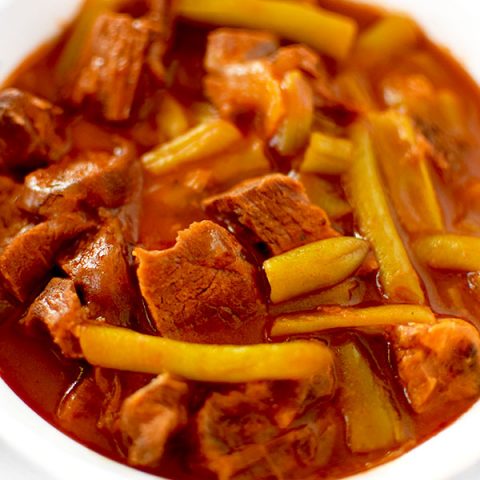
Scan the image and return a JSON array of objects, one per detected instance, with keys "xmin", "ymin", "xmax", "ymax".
[
  {"xmin": 119, "ymin": 373, "xmax": 189, "ymax": 467},
  {"xmin": 203, "ymin": 174, "xmax": 338, "ymax": 256},
  {"xmin": 60, "ymin": 218, "xmax": 135, "ymax": 327},
  {"xmin": 23, "ymin": 277, "xmax": 86, "ymax": 357},
  {"xmin": 197, "ymin": 381, "xmax": 336, "ymax": 480},
  {"xmin": 69, "ymin": 12, "xmax": 161, "ymax": 121},
  {"xmin": 391, "ymin": 319, "xmax": 480, "ymax": 413},
  {"xmin": 135, "ymin": 220, "xmax": 265, "ymax": 344},
  {"xmin": 19, "ymin": 144, "xmax": 142, "ymax": 217},
  {"xmin": 0, "ymin": 88, "xmax": 66, "ymax": 170},
  {"xmin": 0, "ymin": 214, "xmax": 94, "ymax": 302}
]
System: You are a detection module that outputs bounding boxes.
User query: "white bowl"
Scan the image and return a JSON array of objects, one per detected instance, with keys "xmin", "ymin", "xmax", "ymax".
[{"xmin": 0, "ymin": 0, "xmax": 479, "ymax": 479}]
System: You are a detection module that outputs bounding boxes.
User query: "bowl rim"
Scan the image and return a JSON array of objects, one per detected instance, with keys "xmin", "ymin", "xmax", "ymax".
[{"xmin": 1, "ymin": 0, "xmax": 480, "ymax": 479}]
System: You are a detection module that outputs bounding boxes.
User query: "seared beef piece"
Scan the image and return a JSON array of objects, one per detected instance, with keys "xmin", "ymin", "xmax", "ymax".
[
  {"xmin": 60, "ymin": 219, "xmax": 135, "ymax": 327},
  {"xmin": 203, "ymin": 174, "xmax": 338, "ymax": 256},
  {"xmin": 0, "ymin": 214, "xmax": 94, "ymax": 302},
  {"xmin": 142, "ymin": 0, "xmax": 175, "ymax": 81},
  {"xmin": 218, "ymin": 423, "xmax": 336, "ymax": 480},
  {"xmin": 273, "ymin": 374, "xmax": 336, "ymax": 429},
  {"xmin": 0, "ymin": 176, "xmax": 27, "ymax": 250},
  {"xmin": 391, "ymin": 319, "xmax": 480, "ymax": 414},
  {"xmin": 205, "ymin": 29, "xmax": 279, "ymax": 72},
  {"xmin": 135, "ymin": 220, "xmax": 265, "ymax": 344},
  {"xmin": 0, "ymin": 176, "xmax": 21, "ymax": 227},
  {"xmin": 203, "ymin": 31, "xmax": 356, "ymax": 136},
  {"xmin": 119, "ymin": 373, "xmax": 189, "ymax": 467},
  {"xmin": 270, "ymin": 44, "xmax": 322, "ymax": 79},
  {"xmin": 69, "ymin": 12, "xmax": 163, "ymax": 121},
  {"xmin": 23, "ymin": 278, "xmax": 87, "ymax": 357},
  {"xmin": 19, "ymin": 144, "xmax": 142, "ymax": 217},
  {"xmin": 0, "ymin": 88, "xmax": 66, "ymax": 170},
  {"xmin": 197, "ymin": 381, "xmax": 336, "ymax": 480},
  {"xmin": 58, "ymin": 368, "xmax": 123, "ymax": 432}
]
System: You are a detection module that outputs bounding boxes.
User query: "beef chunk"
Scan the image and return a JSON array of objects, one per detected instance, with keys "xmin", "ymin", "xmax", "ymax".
[
  {"xmin": 203, "ymin": 174, "xmax": 338, "ymax": 256},
  {"xmin": 0, "ymin": 176, "xmax": 27, "ymax": 250},
  {"xmin": 57, "ymin": 368, "xmax": 122, "ymax": 432},
  {"xmin": 391, "ymin": 319, "xmax": 480, "ymax": 413},
  {"xmin": 60, "ymin": 219, "xmax": 135, "ymax": 327},
  {"xmin": 197, "ymin": 382, "xmax": 336, "ymax": 480},
  {"xmin": 19, "ymin": 144, "xmax": 142, "ymax": 217},
  {"xmin": 207, "ymin": 424, "xmax": 336, "ymax": 480},
  {"xmin": 204, "ymin": 34, "xmax": 354, "ymax": 136},
  {"xmin": 270, "ymin": 45, "xmax": 323, "ymax": 79},
  {"xmin": 119, "ymin": 373, "xmax": 189, "ymax": 467},
  {"xmin": 69, "ymin": 12, "xmax": 162, "ymax": 121},
  {"xmin": 0, "ymin": 214, "xmax": 93, "ymax": 302},
  {"xmin": 0, "ymin": 176, "xmax": 22, "ymax": 228},
  {"xmin": 0, "ymin": 88, "xmax": 66, "ymax": 170},
  {"xmin": 23, "ymin": 278, "xmax": 86, "ymax": 357},
  {"xmin": 273, "ymin": 375, "xmax": 335, "ymax": 429},
  {"xmin": 135, "ymin": 220, "xmax": 265, "ymax": 344},
  {"xmin": 205, "ymin": 29, "xmax": 279, "ymax": 72}
]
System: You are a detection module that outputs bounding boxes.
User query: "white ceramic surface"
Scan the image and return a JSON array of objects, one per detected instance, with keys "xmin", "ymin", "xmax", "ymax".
[{"xmin": 0, "ymin": 1, "xmax": 479, "ymax": 479}]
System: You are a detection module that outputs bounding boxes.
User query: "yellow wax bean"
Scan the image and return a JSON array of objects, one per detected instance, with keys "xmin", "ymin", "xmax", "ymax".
[
  {"xmin": 355, "ymin": 15, "xmax": 419, "ymax": 65},
  {"xmin": 157, "ymin": 94, "xmax": 190, "ymax": 141},
  {"xmin": 271, "ymin": 305, "xmax": 435, "ymax": 337},
  {"xmin": 338, "ymin": 342, "xmax": 413, "ymax": 453},
  {"xmin": 301, "ymin": 132, "xmax": 353, "ymax": 175},
  {"xmin": 414, "ymin": 234, "xmax": 480, "ymax": 272},
  {"xmin": 79, "ymin": 325, "xmax": 333, "ymax": 383},
  {"xmin": 142, "ymin": 119, "xmax": 242, "ymax": 175},
  {"xmin": 300, "ymin": 174, "xmax": 352, "ymax": 219},
  {"xmin": 264, "ymin": 236, "xmax": 369, "ymax": 304},
  {"xmin": 369, "ymin": 110, "xmax": 444, "ymax": 234},
  {"xmin": 177, "ymin": 0, "xmax": 358, "ymax": 60},
  {"xmin": 269, "ymin": 278, "xmax": 366, "ymax": 316},
  {"xmin": 271, "ymin": 70, "xmax": 313, "ymax": 155},
  {"xmin": 345, "ymin": 123, "xmax": 425, "ymax": 304}
]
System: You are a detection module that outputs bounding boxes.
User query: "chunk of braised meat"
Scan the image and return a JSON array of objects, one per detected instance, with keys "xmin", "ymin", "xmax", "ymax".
[
  {"xmin": 135, "ymin": 220, "xmax": 265, "ymax": 344},
  {"xmin": 197, "ymin": 381, "xmax": 336, "ymax": 480},
  {"xmin": 119, "ymin": 373, "xmax": 189, "ymax": 467},
  {"xmin": 0, "ymin": 176, "xmax": 26, "ymax": 246},
  {"xmin": 205, "ymin": 57, "xmax": 284, "ymax": 137},
  {"xmin": 69, "ymin": 12, "xmax": 163, "ymax": 121},
  {"xmin": 204, "ymin": 31, "xmax": 356, "ymax": 136},
  {"xmin": 270, "ymin": 45, "xmax": 321, "ymax": 79},
  {"xmin": 273, "ymin": 374, "xmax": 336, "ymax": 429},
  {"xmin": 23, "ymin": 278, "xmax": 87, "ymax": 358},
  {"xmin": 60, "ymin": 219, "xmax": 135, "ymax": 327},
  {"xmin": 206, "ymin": 423, "xmax": 337, "ymax": 480},
  {"xmin": 0, "ymin": 88, "xmax": 67, "ymax": 170},
  {"xmin": 57, "ymin": 368, "xmax": 122, "ymax": 433},
  {"xmin": 381, "ymin": 74, "xmax": 467, "ymax": 173},
  {"xmin": 205, "ymin": 29, "xmax": 279, "ymax": 72},
  {"xmin": 203, "ymin": 174, "xmax": 338, "ymax": 257},
  {"xmin": 0, "ymin": 214, "xmax": 94, "ymax": 302},
  {"xmin": 117, "ymin": 0, "xmax": 174, "ymax": 80},
  {"xmin": 142, "ymin": 0, "xmax": 176, "ymax": 80},
  {"xmin": 391, "ymin": 319, "xmax": 480, "ymax": 414},
  {"xmin": 19, "ymin": 144, "xmax": 142, "ymax": 217}
]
